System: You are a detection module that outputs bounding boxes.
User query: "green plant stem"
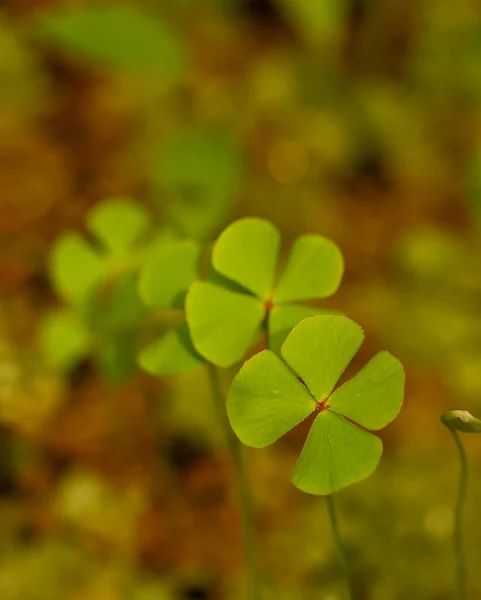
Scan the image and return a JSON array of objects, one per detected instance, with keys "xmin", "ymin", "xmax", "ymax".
[
  {"xmin": 207, "ymin": 363, "xmax": 261, "ymax": 600},
  {"xmin": 450, "ymin": 429, "xmax": 468, "ymax": 600},
  {"xmin": 326, "ymin": 494, "xmax": 352, "ymax": 600}
]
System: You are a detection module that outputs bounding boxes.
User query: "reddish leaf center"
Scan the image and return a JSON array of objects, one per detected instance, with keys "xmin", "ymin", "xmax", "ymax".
[
  {"xmin": 264, "ymin": 297, "xmax": 275, "ymax": 312},
  {"xmin": 314, "ymin": 399, "xmax": 328, "ymax": 413}
]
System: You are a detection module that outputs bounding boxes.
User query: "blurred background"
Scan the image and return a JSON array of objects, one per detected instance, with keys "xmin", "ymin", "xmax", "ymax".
[{"xmin": 2, "ymin": 0, "xmax": 481, "ymax": 598}]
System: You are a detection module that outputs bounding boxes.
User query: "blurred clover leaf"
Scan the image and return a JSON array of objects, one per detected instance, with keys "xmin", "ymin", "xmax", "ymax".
[
  {"xmin": 186, "ymin": 217, "xmax": 344, "ymax": 368},
  {"xmin": 149, "ymin": 127, "xmax": 241, "ymax": 241},
  {"xmin": 137, "ymin": 239, "xmax": 205, "ymax": 376},
  {"xmin": 39, "ymin": 310, "xmax": 91, "ymax": 371},
  {"xmin": 31, "ymin": 4, "xmax": 185, "ymax": 78},
  {"xmin": 227, "ymin": 315, "xmax": 405, "ymax": 495},
  {"xmin": 41, "ymin": 273, "xmax": 146, "ymax": 382},
  {"xmin": 50, "ymin": 198, "xmax": 151, "ymax": 306}
]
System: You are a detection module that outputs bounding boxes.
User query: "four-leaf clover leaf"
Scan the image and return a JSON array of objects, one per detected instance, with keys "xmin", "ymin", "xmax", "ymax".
[
  {"xmin": 137, "ymin": 239, "xmax": 205, "ymax": 375},
  {"xmin": 227, "ymin": 315, "xmax": 405, "ymax": 495},
  {"xmin": 186, "ymin": 218, "xmax": 344, "ymax": 368}
]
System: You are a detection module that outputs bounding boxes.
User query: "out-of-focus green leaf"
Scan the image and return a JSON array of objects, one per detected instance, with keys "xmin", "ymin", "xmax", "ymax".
[
  {"xmin": 103, "ymin": 273, "xmax": 146, "ymax": 329},
  {"xmin": 49, "ymin": 232, "xmax": 107, "ymax": 305},
  {"xmin": 87, "ymin": 198, "xmax": 150, "ymax": 254},
  {"xmin": 161, "ymin": 128, "xmax": 240, "ymax": 196},
  {"xmin": 88, "ymin": 273, "xmax": 146, "ymax": 334},
  {"xmin": 151, "ymin": 128, "xmax": 241, "ymax": 240},
  {"xmin": 95, "ymin": 330, "xmax": 137, "ymax": 383},
  {"xmin": 139, "ymin": 239, "xmax": 201, "ymax": 308},
  {"xmin": 138, "ymin": 322, "xmax": 204, "ymax": 376},
  {"xmin": 32, "ymin": 5, "xmax": 185, "ymax": 77},
  {"xmin": 49, "ymin": 199, "xmax": 155, "ymax": 311},
  {"xmin": 39, "ymin": 310, "xmax": 90, "ymax": 370}
]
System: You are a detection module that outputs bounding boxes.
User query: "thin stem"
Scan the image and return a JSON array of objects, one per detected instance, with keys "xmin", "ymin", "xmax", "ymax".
[
  {"xmin": 326, "ymin": 494, "xmax": 352, "ymax": 600},
  {"xmin": 207, "ymin": 363, "xmax": 261, "ymax": 600},
  {"xmin": 450, "ymin": 429, "xmax": 468, "ymax": 600}
]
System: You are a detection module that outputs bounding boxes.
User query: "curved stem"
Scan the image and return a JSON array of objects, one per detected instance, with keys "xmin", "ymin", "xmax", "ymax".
[
  {"xmin": 450, "ymin": 429, "xmax": 468, "ymax": 600},
  {"xmin": 207, "ymin": 363, "xmax": 261, "ymax": 600},
  {"xmin": 326, "ymin": 494, "xmax": 352, "ymax": 600}
]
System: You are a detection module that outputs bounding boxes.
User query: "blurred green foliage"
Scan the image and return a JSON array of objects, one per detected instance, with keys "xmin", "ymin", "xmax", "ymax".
[
  {"xmin": 0, "ymin": 15, "xmax": 46, "ymax": 124},
  {"xmin": 40, "ymin": 199, "xmax": 152, "ymax": 381},
  {"xmin": 151, "ymin": 128, "xmax": 242, "ymax": 241},
  {"xmin": 138, "ymin": 239, "xmax": 204, "ymax": 376},
  {"xmin": 32, "ymin": 4, "xmax": 186, "ymax": 78}
]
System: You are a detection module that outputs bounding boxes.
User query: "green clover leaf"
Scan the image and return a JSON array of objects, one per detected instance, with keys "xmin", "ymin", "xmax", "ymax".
[
  {"xmin": 268, "ymin": 304, "xmax": 336, "ymax": 355},
  {"xmin": 50, "ymin": 198, "xmax": 151, "ymax": 305},
  {"xmin": 186, "ymin": 217, "xmax": 344, "ymax": 368},
  {"xmin": 227, "ymin": 315, "xmax": 405, "ymax": 495},
  {"xmin": 50, "ymin": 231, "xmax": 108, "ymax": 306},
  {"xmin": 86, "ymin": 199, "xmax": 150, "ymax": 255},
  {"xmin": 137, "ymin": 239, "xmax": 205, "ymax": 376},
  {"xmin": 39, "ymin": 310, "xmax": 91, "ymax": 371},
  {"xmin": 138, "ymin": 238, "xmax": 201, "ymax": 310}
]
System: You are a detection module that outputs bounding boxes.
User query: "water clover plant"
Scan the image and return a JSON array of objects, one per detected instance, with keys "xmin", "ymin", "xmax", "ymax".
[
  {"xmin": 50, "ymin": 198, "xmax": 151, "ymax": 306},
  {"xmin": 137, "ymin": 239, "xmax": 205, "ymax": 375},
  {"xmin": 227, "ymin": 314, "xmax": 405, "ymax": 495},
  {"xmin": 40, "ymin": 199, "xmax": 151, "ymax": 378},
  {"xmin": 441, "ymin": 410, "xmax": 481, "ymax": 600},
  {"xmin": 186, "ymin": 217, "xmax": 344, "ymax": 368},
  {"xmin": 40, "ymin": 271, "xmax": 146, "ymax": 381}
]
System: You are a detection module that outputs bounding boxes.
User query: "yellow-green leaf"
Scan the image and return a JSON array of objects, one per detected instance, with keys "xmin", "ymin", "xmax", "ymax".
[{"xmin": 292, "ymin": 410, "xmax": 382, "ymax": 495}]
